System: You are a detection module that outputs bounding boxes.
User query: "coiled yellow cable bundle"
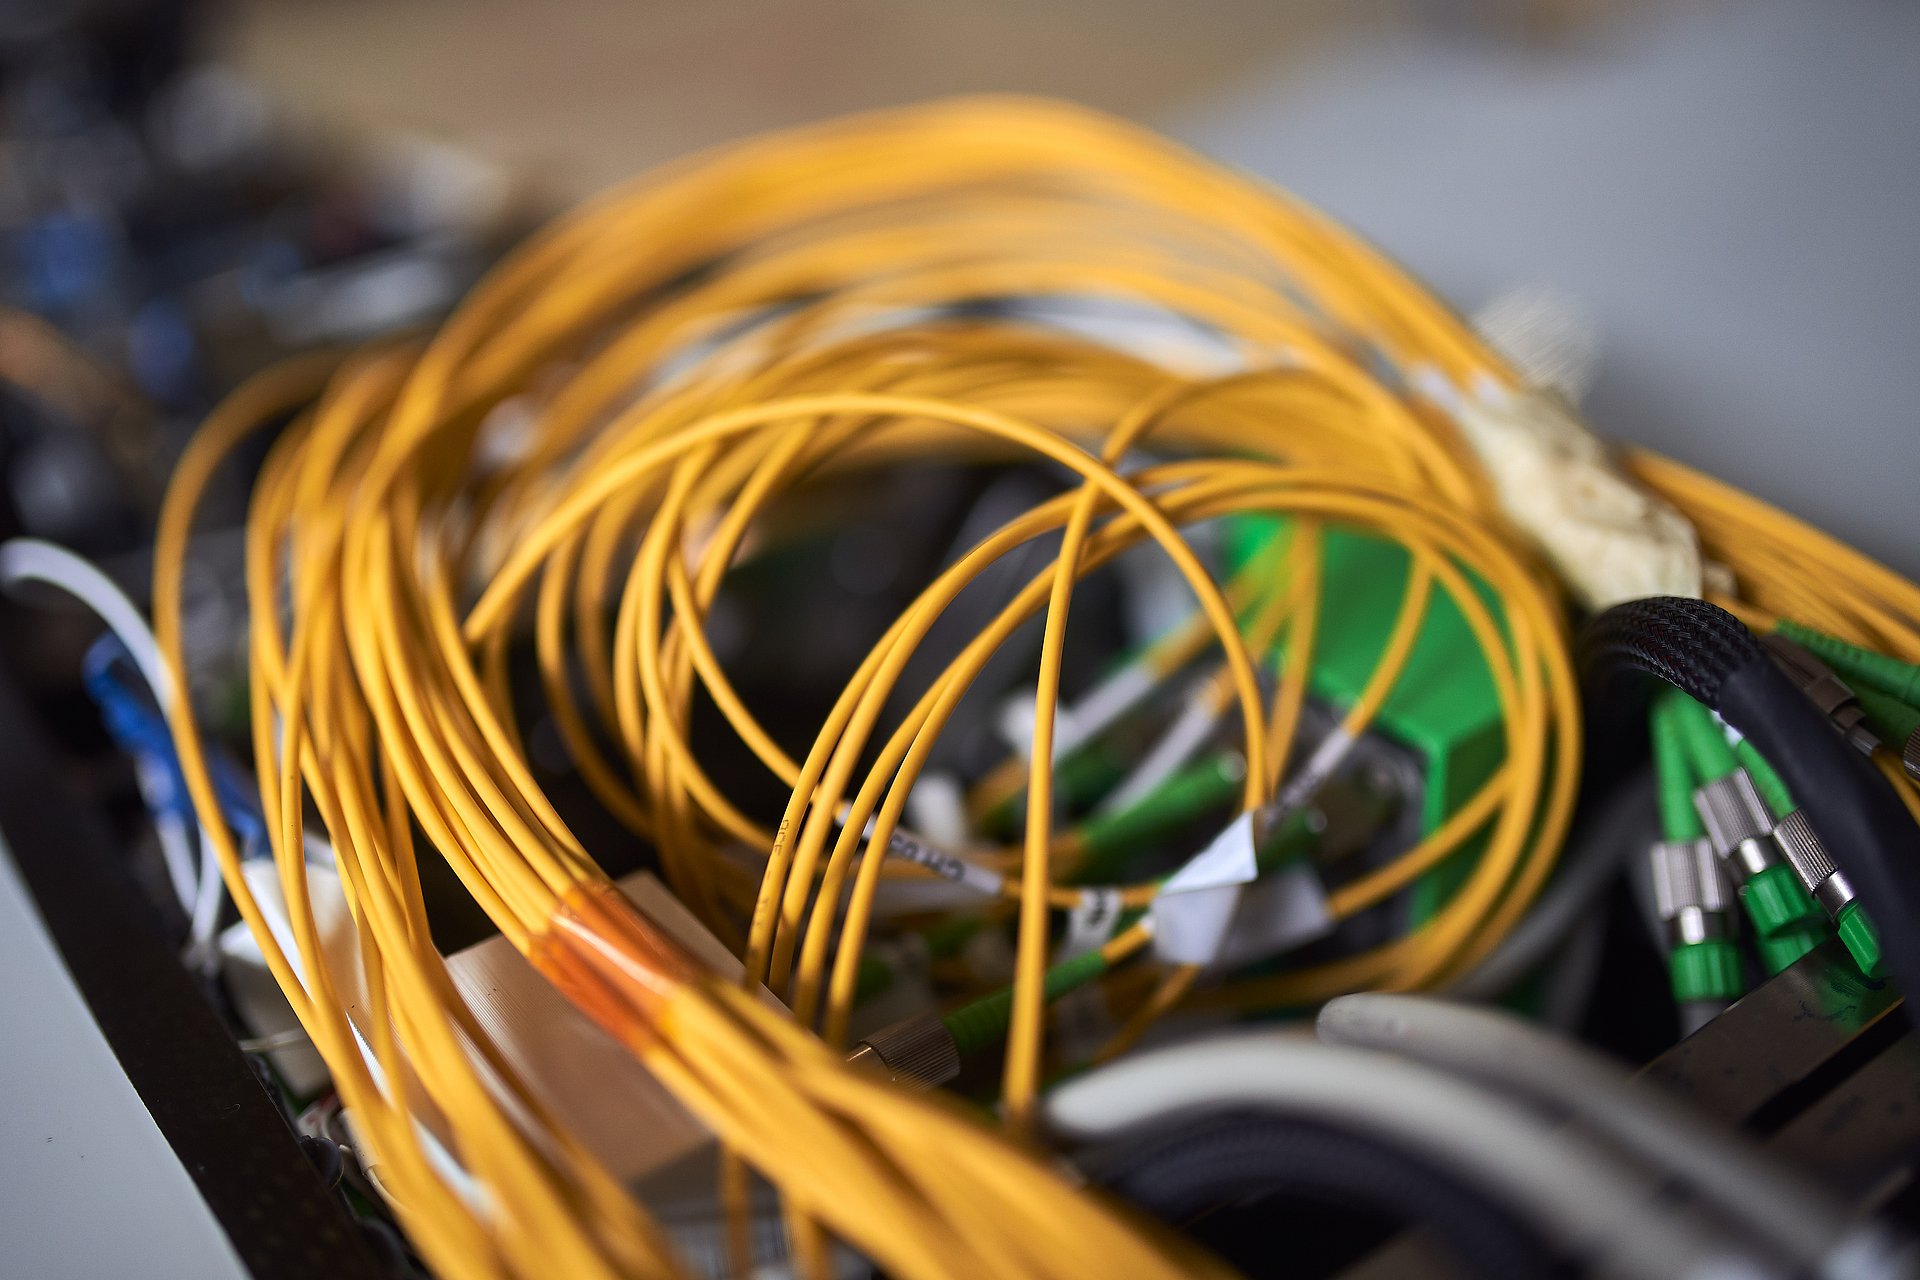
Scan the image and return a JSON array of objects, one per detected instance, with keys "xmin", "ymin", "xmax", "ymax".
[{"xmin": 150, "ymin": 97, "xmax": 1621, "ymax": 1278}]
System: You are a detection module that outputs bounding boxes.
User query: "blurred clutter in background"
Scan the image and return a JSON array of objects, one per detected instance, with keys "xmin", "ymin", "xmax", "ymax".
[{"xmin": 1, "ymin": 4, "xmax": 1917, "ymax": 1280}]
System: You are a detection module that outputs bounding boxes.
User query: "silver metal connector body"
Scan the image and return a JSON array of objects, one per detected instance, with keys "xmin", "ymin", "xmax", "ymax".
[
  {"xmin": 848, "ymin": 1012, "xmax": 960, "ymax": 1089},
  {"xmin": 1650, "ymin": 837, "xmax": 1735, "ymax": 946},
  {"xmin": 1771, "ymin": 808, "xmax": 1856, "ymax": 918},
  {"xmin": 1761, "ymin": 634, "xmax": 1881, "ymax": 756},
  {"xmin": 1693, "ymin": 770, "xmax": 1777, "ymax": 881}
]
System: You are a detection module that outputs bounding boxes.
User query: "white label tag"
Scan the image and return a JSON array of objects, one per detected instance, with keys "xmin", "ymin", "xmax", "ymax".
[
  {"xmin": 1161, "ymin": 811, "xmax": 1259, "ymax": 896},
  {"xmin": 1151, "ymin": 812, "xmax": 1260, "ymax": 965},
  {"xmin": 1269, "ymin": 725, "xmax": 1352, "ymax": 820},
  {"xmin": 1210, "ymin": 861, "xmax": 1334, "ymax": 971},
  {"xmin": 1059, "ymin": 887, "xmax": 1124, "ymax": 960},
  {"xmin": 881, "ymin": 827, "xmax": 1005, "ymax": 895}
]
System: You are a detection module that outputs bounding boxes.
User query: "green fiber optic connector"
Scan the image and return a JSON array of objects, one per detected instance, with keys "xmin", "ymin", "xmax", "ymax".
[
  {"xmin": 853, "ymin": 940, "xmax": 1119, "ymax": 1087},
  {"xmin": 848, "ymin": 1012, "xmax": 960, "ymax": 1089},
  {"xmin": 939, "ymin": 945, "xmax": 1110, "ymax": 1059},
  {"xmin": 1729, "ymin": 734, "xmax": 1884, "ymax": 979},
  {"xmin": 1773, "ymin": 809, "xmax": 1886, "ymax": 979},
  {"xmin": 1775, "ymin": 619, "xmax": 1920, "ymax": 708},
  {"xmin": 1693, "ymin": 768, "xmax": 1826, "ymax": 943},
  {"xmin": 1649, "ymin": 837, "xmax": 1745, "ymax": 1004},
  {"xmin": 1760, "ymin": 633, "xmax": 1879, "ymax": 754},
  {"xmin": 1757, "ymin": 921, "xmax": 1827, "ymax": 977},
  {"xmin": 1741, "ymin": 863, "xmax": 1826, "ymax": 940},
  {"xmin": 1072, "ymin": 752, "xmax": 1245, "ymax": 880},
  {"xmin": 1834, "ymin": 903, "xmax": 1886, "ymax": 982},
  {"xmin": 1853, "ymin": 685, "xmax": 1920, "ymax": 783}
]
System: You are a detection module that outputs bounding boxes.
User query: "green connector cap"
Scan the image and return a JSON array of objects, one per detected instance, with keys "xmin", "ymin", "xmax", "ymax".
[
  {"xmin": 1835, "ymin": 902, "xmax": 1886, "ymax": 980},
  {"xmin": 1669, "ymin": 939, "xmax": 1746, "ymax": 1004},
  {"xmin": 1743, "ymin": 863, "xmax": 1824, "ymax": 938},
  {"xmin": 1757, "ymin": 920, "xmax": 1827, "ymax": 976}
]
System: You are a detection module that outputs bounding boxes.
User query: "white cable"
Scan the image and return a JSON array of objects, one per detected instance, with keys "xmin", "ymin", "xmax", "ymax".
[
  {"xmin": 0, "ymin": 539, "xmax": 173, "ymax": 708},
  {"xmin": 1044, "ymin": 1031, "xmax": 1769, "ymax": 1280},
  {"xmin": 0, "ymin": 540, "xmax": 485, "ymax": 1206},
  {"xmin": 183, "ymin": 833, "xmax": 226, "ymax": 972},
  {"xmin": 134, "ymin": 755, "xmax": 198, "ymax": 909},
  {"xmin": 1315, "ymin": 994, "xmax": 1914, "ymax": 1280},
  {"xmin": 0, "ymin": 537, "xmax": 225, "ymax": 969},
  {"xmin": 243, "ymin": 860, "xmax": 488, "ymax": 1214},
  {"xmin": 1096, "ymin": 679, "xmax": 1219, "ymax": 815},
  {"xmin": 1453, "ymin": 772, "xmax": 1651, "ymax": 1000},
  {"xmin": 1056, "ymin": 661, "xmax": 1157, "ymax": 758}
]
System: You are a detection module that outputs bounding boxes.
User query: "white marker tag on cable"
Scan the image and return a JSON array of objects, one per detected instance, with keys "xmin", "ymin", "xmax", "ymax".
[
  {"xmin": 1060, "ymin": 887, "xmax": 1124, "ymax": 960},
  {"xmin": 1211, "ymin": 861, "xmax": 1334, "ymax": 971},
  {"xmin": 996, "ymin": 693, "xmax": 1075, "ymax": 764},
  {"xmin": 1269, "ymin": 725, "xmax": 1353, "ymax": 820},
  {"xmin": 1062, "ymin": 662, "xmax": 1155, "ymax": 756},
  {"xmin": 1152, "ymin": 812, "xmax": 1259, "ymax": 965},
  {"xmin": 882, "ymin": 828, "xmax": 1005, "ymax": 895}
]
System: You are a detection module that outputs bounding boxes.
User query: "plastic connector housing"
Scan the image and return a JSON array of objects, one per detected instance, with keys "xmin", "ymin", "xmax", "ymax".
[
  {"xmin": 1759, "ymin": 634, "xmax": 1879, "ymax": 756},
  {"xmin": 1757, "ymin": 922, "xmax": 1826, "ymax": 976},
  {"xmin": 1834, "ymin": 903, "xmax": 1886, "ymax": 981},
  {"xmin": 1742, "ymin": 863, "xmax": 1826, "ymax": 940},
  {"xmin": 1669, "ymin": 940, "xmax": 1746, "ymax": 1005},
  {"xmin": 1449, "ymin": 390, "xmax": 1701, "ymax": 611}
]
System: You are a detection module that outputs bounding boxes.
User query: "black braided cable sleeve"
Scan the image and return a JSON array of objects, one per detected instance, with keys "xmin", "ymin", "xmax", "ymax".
[{"xmin": 1582, "ymin": 597, "xmax": 1920, "ymax": 1009}]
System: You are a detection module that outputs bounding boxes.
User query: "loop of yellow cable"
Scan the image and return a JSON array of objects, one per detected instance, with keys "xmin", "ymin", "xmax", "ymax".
[{"xmin": 143, "ymin": 97, "xmax": 1788, "ymax": 1280}]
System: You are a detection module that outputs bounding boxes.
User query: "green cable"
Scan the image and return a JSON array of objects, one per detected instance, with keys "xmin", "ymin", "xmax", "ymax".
[
  {"xmin": 1730, "ymin": 738, "xmax": 1793, "ymax": 820},
  {"xmin": 1776, "ymin": 619, "xmax": 1920, "ymax": 707},
  {"xmin": 854, "ymin": 954, "xmax": 896, "ymax": 1003},
  {"xmin": 940, "ymin": 945, "xmax": 1109, "ymax": 1057},
  {"xmin": 923, "ymin": 913, "xmax": 987, "ymax": 963},
  {"xmin": 1855, "ymin": 684, "xmax": 1920, "ymax": 747},
  {"xmin": 980, "ymin": 738, "xmax": 1131, "ymax": 839},
  {"xmin": 1071, "ymin": 752, "xmax": 1244, "ymax": 883},
  {"xmin": 1730, "ymin": 738, "xmax": 1885, "ymax": 979},
  {"xmin": 941, "ymin": 798, "xmax": 1326, "ymax": 1059},
  {"xmin": 1651, "ymin": 693, "xmax": 1703, "ymax": 841},
  {"xmin": 1669, "ymin": 691, "xmax": 1738, "ymax": 782}
]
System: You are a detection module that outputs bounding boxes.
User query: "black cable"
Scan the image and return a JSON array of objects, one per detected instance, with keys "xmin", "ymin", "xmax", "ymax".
[
  {"xmin": 1582, "ymin": 596, "xmax": 1920, "ymax": 1005},
  {"xmin": 1581, "ymin": 595, "xmax": 1764, "ymax": 706},
  {"xmin": 1079, "ymin": 1111, "xmax": 1568, "ymax": 1280}
]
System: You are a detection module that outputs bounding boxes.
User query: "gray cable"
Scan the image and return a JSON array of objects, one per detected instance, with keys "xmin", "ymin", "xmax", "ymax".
[
  {"xmin": 1452, "ymin": 771, "xmax": 1652, "ymax": 1000},
  {"xmin": 1539, "ymin": 910, "xmax": 1606, "ymax": 1032},
  {"xmin": 1044, "ymin": 1030, "xmax": 1768, "ymax": 1280},
  {"xmin": 1316, "ymin": 994, "xmax": 1915, "ymax": 1280}
]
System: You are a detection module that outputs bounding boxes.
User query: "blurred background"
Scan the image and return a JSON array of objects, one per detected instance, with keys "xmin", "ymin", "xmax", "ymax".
[
  {"xmin": 0, "ymin": 0, "xmax": 1913, "ymax": 575},
  {"xmin": 0, "ymin": 6, "xmax": 1914, "ymax": 1276}
]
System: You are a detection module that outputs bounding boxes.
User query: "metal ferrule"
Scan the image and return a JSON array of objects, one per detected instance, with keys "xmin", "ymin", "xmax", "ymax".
[
  {"xmin": 848, "ymin": 1012, "xmax": 960, "ymax": 1089},
  {"xmin": 1761, "ymin": 634, "xmax": 1880, "ymax": 756},
  {"xmin": 1904, "ymin": 725, "xmax": 1920, "ymax": 784},
  {"xmin": 1771, "ymin": 808, "xmax": 1856, "ymax": 917},
  {"xmin": 1650, "ymin": 838, "xmax": 1735, "ymax": 947},
  {"xmin": 1694, "ymin": 772, "xmax": 1777, "ymax": 880}
]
